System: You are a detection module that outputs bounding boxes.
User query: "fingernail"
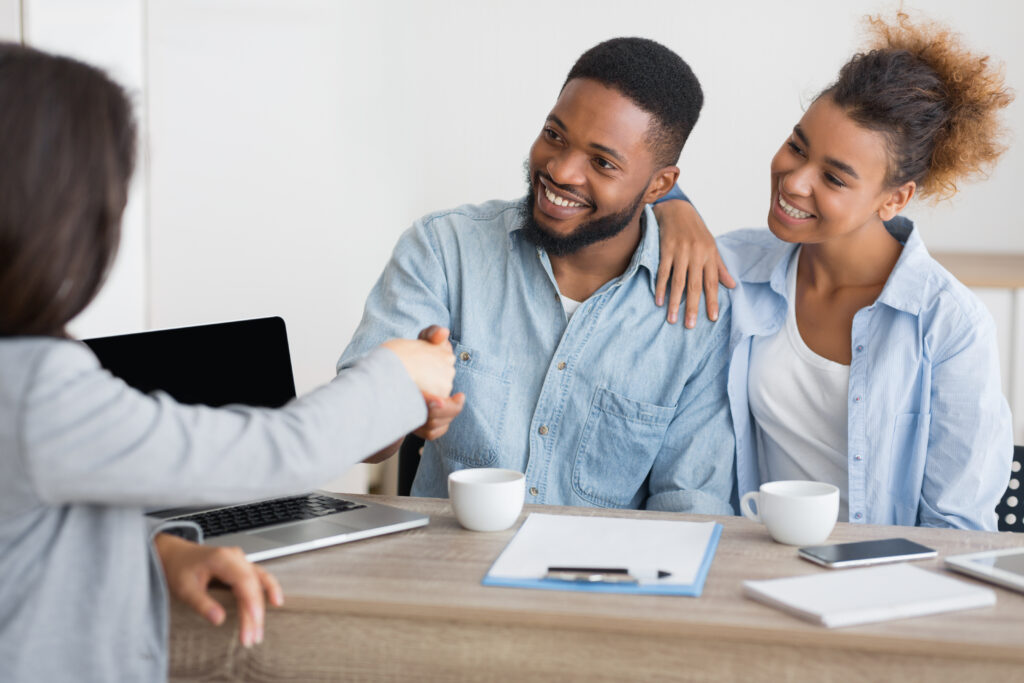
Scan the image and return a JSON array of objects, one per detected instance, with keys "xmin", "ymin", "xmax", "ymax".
[
  {"xmin": 656, "ymin": 296, "xmax": 663, "ymax": 306},
  {"xmin": 686, "ymin": 315, "xmax": 696, "ymax": 328},
  {"xmin": 242, "ymin": 630, "xmax": 253, "ymax": 648},
  {"xmin": 256, "ymin": 627, "xmax": 264, "ymax": 645},
  {"xmin": 206, "ymin": 607, "xmax": 224, "ymax": 625},
  {"xmin": 710, "ymin": 311, "xmax": 718, "ymax": 322},
  {"xmin": 668, "ymin": 313, "xmax": 676, "ymax": 324}
]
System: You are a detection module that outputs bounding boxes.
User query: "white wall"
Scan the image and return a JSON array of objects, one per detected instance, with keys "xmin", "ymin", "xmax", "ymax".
[
  {"xmin": 23, "ymin": 0, "xmax": 148, "ymax": 339},
  {"xmin": 143, "ymin": 0, "xmax": 1024, "ymax": 393},
  {"xmin": 0, "ymin": 0, "xmax": 19, "ymax": 41},
  {"xmin": 24, "ymin": 0, "xmax": 1024, "ymax": 489}
]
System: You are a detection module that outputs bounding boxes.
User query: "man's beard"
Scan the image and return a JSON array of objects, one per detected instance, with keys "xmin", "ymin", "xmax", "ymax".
[{"xmin": 518, "ymin": 162, "xmax": 646, "ymax": 257}]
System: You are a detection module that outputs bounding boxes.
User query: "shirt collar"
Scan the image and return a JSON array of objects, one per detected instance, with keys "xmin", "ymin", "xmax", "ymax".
[
  {"xmin": 873, "ymin": 216, "xmax": 931, "ymax": 315},
  {"xmin": 736, "ymin": 216, "xmax": 931, "ymax": 314}
]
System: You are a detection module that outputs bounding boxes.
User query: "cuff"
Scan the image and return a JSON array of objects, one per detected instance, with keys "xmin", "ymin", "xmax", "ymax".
[
  {"xmin": 652, "ymin": 185, "xmax": 690, "ymax": 205},
  {"xmin": 148, "ymin": 517, "xmax": 204, "ymax": 543}
]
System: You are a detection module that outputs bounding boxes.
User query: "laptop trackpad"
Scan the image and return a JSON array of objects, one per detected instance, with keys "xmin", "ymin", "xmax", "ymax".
[{"xmin": 254, "ymin": 519, "xmax": 357, "ymax": 544}]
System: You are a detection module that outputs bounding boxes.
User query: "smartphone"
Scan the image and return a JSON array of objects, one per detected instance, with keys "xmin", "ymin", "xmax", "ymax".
[{"xmin": 798, "ymin": 538, "xmax": 937, "ymax": 568}]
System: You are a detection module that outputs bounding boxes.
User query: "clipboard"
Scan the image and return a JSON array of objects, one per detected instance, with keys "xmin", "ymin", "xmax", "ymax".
[{"xmin": 482, "ymin": 512, "xmax": 722, "ymax": 596}]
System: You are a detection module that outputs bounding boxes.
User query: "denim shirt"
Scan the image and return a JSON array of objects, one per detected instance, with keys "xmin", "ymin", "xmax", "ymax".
[
  {"xmin": 718, "ymin": 219, "xmax": 1013, "ymax": 529},
  {"xmin": 339, "ymin": 199, "xmax": 735, "ymax": 514}
]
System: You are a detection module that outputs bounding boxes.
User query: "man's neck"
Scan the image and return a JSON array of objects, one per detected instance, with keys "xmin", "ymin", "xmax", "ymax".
[{"xmin": 549, "ymin": 214, "xmax": 644, "ymax": 302}]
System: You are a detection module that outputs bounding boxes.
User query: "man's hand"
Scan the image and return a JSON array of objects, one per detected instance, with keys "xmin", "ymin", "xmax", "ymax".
[
  {"xmin": 412, "ymin": 325, "xmax": 465, "ymax": 440},
  {"xmin": 413, "ymin": 391, "xmax": 466, "ymax": 440},
  {"xmin": 154, "ymin": 533, "xmax": 283, "ymax": 648},
  {"xmin": 652, "ymin": 200, "xmax": 736, "ymax": 328}
]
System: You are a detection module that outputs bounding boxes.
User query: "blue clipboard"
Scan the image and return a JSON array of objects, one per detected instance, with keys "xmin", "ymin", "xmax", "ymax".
[{"xmin": 481, "ymin": 513, "xmax": 723, "ymax": 597}]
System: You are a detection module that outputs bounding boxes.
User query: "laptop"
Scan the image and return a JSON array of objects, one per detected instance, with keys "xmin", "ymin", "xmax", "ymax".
[{"xmin": 83, "ymin": 316, "xmax": 428, "ymax": 562}]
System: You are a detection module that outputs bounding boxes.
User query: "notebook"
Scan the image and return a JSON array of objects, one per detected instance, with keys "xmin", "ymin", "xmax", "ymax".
[
  {"xmin": 482, "ymin": 512, "xmax": 722, "ymax": 596},
  {"xmin": 83, "ymin": 317, "xmax": 428, "ymax": 562},
  {"xmin": 744, "ymin": 563, "xmax": 996, "ymax": 628}
]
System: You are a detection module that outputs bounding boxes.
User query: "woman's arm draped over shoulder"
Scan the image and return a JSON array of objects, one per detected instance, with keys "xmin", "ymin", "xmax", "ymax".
[{"xmin": 651, "ymin": 189, "xmax": 735, "ymax": 327}]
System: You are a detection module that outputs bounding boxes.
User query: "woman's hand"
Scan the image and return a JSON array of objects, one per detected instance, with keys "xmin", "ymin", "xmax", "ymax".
[
  {"xmin": 652, "ymin": 200, "xmax": 735, "ymax": 327},
  {"xmin": 154, "ymin": 533, "xmax": 283, "ymax": 648},
  {"xmin": 412, "ymin": 325, "xmax": 465, "ymax": 441},
  {"xmin": 382, "ymin": 327, "xmax": 456, "ymax": 398}
]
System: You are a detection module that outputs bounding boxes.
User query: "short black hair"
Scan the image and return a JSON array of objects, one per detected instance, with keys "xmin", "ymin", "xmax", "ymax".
[{"xmin": 564, "ymin": 37, "xmax": 703, "ymax": 167}]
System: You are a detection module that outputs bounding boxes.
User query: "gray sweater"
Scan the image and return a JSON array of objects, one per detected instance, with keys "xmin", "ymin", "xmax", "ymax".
[{"xmin": 0, "ymin": 337, "xmax": 425, "ymax": 682}]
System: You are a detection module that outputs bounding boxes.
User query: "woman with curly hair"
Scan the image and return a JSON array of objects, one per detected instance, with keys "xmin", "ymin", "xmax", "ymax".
[{"xmin": 654, "ymin": 13, "xmax": 1015, "ymax": 529}]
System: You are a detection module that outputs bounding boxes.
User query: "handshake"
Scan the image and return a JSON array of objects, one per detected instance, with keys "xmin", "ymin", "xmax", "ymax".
[{"xmin": 382, "ymin": 325, "xmax": 466, "ymax": 440}]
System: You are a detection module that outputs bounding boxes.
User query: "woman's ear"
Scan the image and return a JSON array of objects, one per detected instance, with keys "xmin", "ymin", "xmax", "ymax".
[
  {"xmin": 644, "ymin": 166, "xmax": 681, "ymax": 204},
  {"xmin": 878, "ymin": 181, "xmax": 916, "ymax": 221}
]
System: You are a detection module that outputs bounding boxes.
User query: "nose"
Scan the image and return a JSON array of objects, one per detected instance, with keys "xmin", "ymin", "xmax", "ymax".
[
  {"xmin": 546, "ymin": 150, "xmax": 587, "ymax": 188},
  {"xmin": 780, "ymin": 162, "xmax": 813, "ymax": 198}
]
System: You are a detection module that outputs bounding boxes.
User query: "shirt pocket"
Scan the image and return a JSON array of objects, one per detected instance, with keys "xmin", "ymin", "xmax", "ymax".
[
  {"xmin": 572, "ymin": 387, "xmax": 675, "ymax": 508},
  {"xmin": 888, "ymin": 412, "xmax": 931, "ymax": 498},
  {"xmin": 435, "ymin": 340, "xmax": 511, "ymax": 468}
]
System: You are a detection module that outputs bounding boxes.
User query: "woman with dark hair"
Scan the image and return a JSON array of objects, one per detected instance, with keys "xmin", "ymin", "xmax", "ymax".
[
  {"xmin": 654, "ymin": 13, "xmax": 1014, "ymax": 529},
  {"xmin": 0, "ymin": 44, "xmax": 455, "ymax": 682}
]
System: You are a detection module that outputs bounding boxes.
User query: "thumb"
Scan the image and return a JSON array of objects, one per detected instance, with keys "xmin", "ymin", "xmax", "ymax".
[{"xmin": 427, "ymin": 326, "xmax": 451, "ymax": 346}]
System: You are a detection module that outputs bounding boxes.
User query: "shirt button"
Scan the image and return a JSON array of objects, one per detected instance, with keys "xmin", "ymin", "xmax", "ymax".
[
  {"xmin": 459, "ymin": 351, "xmax": 471, "ymax": 362},
  {"xmin": 538, "ymin": 425, "xmax": 549, "ymax": 435},
  {"xmin": 557, "ymin": 361, "xmax": 566, "ymax": 370},
  {"xmin": 854, "ymin": 512, "xmax": 863, "ymax": 520},
  {"xmin": 853, "ymin": 396, "xmax": 862, "ymax": 403},
  {"xmin": 853, "ymin": 454, "xmax": 863, "ymax": 462},
  {"xmin": 529, "ymin": 487, "xmax": 539, "ymax": 496},
  {"xmin": 856, "ymin": 345, "xmax": 864, "ymax": 352}
]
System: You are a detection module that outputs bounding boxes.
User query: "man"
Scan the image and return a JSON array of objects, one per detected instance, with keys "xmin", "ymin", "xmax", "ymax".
[{"xmin": 339, "ymin": 37, "xmax": 733, "ymax": 513}]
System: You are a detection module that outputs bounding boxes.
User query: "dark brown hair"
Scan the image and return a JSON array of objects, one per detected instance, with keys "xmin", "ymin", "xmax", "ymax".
[
  {"xmin": 0, "ymin": 42, "xmax": 136, "ymax": 337},
  {"xmin": 820, "ymin": 12, "xmax": 1014, "ymax": 201}
]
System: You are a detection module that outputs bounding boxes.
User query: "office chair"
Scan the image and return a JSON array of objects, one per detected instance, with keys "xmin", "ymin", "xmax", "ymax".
[
  {"xmin": 398, "ymin": 434, "xmax": 425, "ymax": 497},
  {"xmin": 996, "ymin": 445, "xmax": 1024, "ymax": 532}
]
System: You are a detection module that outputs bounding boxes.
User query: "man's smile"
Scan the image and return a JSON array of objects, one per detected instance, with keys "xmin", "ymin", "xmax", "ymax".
[{"xmin": 535, "ymin": 174, "xmax": 592, "ymax": 221}]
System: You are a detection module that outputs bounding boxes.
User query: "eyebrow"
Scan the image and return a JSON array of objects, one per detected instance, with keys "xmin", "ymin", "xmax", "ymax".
[
  {"xmin": 793, "ymin": 125, "xmax": 860, "ymax": 180},
  {"xmin": 548, "ymin": 114, "xmax": 626, "ymax": 164}
]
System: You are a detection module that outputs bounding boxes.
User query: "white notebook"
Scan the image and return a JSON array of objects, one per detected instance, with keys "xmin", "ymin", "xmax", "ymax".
[{"xmin": 744, "ymin": 563, "xmax": 996, "ymax": 628}]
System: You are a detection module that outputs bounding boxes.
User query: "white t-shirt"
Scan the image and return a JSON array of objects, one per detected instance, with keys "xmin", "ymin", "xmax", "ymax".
[
  {"xmin": 560, "ymin": 294, "xmax": 583, "ymax": 320},
  {"xmin": 748, "ymin": 248, "xmax": 851, "ymax": 520}
]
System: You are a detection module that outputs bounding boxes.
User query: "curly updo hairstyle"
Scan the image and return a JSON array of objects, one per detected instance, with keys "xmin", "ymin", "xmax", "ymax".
[{"xmin": 820, "ymin": 12, "xmax": 1014, "ymax": 201}]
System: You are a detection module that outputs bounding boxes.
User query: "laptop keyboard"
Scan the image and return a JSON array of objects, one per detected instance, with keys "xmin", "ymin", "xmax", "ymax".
[{"xmin": 172, "ymin": 494, "xmax": 366, "ymax": 538}]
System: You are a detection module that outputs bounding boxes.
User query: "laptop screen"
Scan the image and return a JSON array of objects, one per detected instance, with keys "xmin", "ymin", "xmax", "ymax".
[{"xmin": 82, "ymin": 317, "xmax": 296, "ymax": 408}]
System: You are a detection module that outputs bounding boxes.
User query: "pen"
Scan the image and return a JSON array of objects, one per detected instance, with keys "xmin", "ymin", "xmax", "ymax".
[{"xmin": 545, "ymin": 566, "xmax": 672, "ymax": 583}]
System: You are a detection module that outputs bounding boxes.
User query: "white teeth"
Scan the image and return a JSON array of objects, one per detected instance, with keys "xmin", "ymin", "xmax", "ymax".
[
  {"xmin": 779, "ymin": 195, "xmax": 812, "ymax": 219},
  {"xmin": 544, "ymin": 186, "xmax": 582, "ymax": 208}
]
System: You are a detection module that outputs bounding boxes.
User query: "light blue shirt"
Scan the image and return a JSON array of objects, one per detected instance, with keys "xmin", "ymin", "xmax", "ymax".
[
  {"xmin": 719, "ymin": 219, "xmax": 1013, "ymax": 529},
  {"xmin": 339, "ymin": 199, "xmax": 735, "ymax": 514}
]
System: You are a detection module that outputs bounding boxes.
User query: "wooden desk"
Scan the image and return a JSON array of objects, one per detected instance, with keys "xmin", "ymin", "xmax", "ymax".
[{"xmin": 169, "ymin": 496, "xmax": 1024, "ymax": 682}]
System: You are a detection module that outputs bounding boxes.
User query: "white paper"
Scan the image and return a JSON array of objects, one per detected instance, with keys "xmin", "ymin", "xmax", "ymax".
[
  {"xmin": 487, "ymin": 512, "xmax": 718, "ymax": 585},
  {"xmin": 744, "ymin": 563, "xmax": 996, "ymax": 627}
]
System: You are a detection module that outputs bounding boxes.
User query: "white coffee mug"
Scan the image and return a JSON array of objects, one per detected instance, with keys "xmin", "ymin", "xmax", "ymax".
[
  {"xmin": 740, "ymin": 480, "xmax": 839, "ymax": 546},
  {"xmin": 448, "ymin": 468, "xmax": 525, "ymax": 532}
]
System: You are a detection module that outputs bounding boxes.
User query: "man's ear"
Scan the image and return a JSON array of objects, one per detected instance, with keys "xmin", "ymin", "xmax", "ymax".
[
  {"xmin": 644, "ymin": 166, "xmax": 681, "ymax": 204},
  {"xmin": 878, "ymin": 181, "xmax": 915, "ymax": 221}
]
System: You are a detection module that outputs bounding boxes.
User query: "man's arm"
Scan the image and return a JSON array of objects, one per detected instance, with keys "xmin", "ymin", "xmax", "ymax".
[
  {"xmin": 645, "ymin": 300, "xmax": 735, "ymax": 514},
  {"xmin": 341, "ymin": 220, "xmax": 465, "ymax": 458}
]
